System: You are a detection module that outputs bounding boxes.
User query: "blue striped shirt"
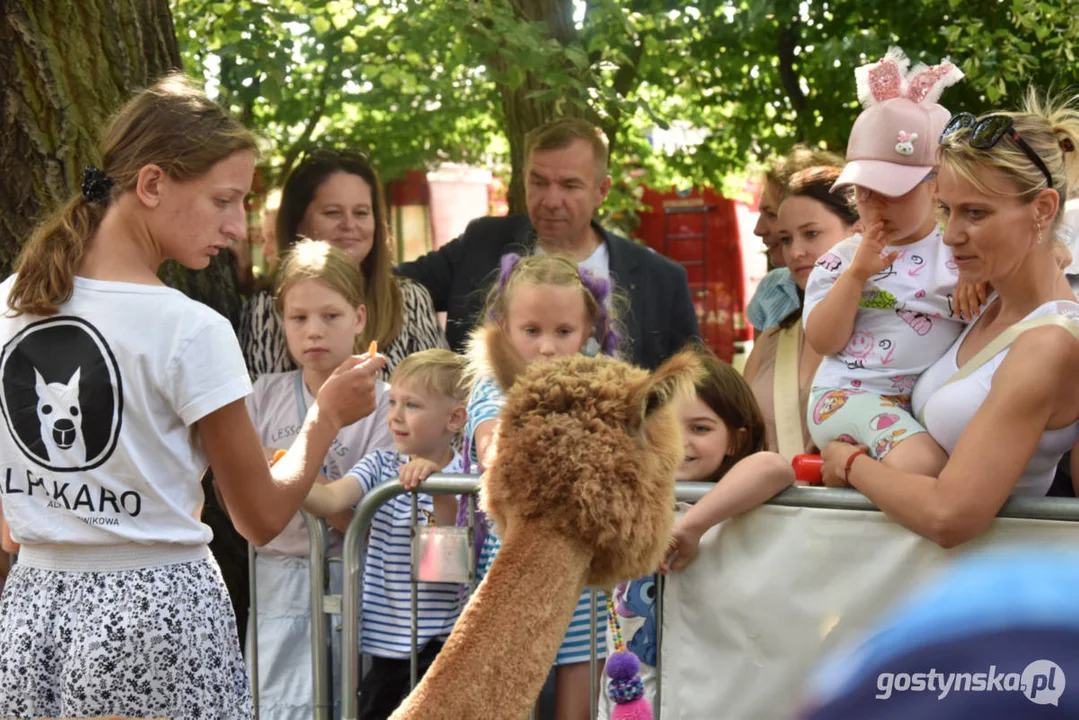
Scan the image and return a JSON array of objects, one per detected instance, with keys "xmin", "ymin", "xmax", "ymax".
[
  {"xmin": 745, "ymin": 267, "xmax": 801, "ymax": 333},
  {"xmin": 464, "ymin": 375, "xmax": 504, "ymax": 471},
  {"xmin": 347, "ymin": 449, "xmax": 466, "ymax": 658}
]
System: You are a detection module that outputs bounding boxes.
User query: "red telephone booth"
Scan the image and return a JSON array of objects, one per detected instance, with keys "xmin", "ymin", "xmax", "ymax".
[{"xmin": 634, "ymin": 187, "xmax": 748, "ymax": 363}]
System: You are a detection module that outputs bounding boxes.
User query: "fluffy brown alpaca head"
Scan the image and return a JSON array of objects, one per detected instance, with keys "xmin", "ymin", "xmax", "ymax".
[
  {"xmin": 389, "ymin": 328, "xmax": 702, "ymax": 720},
  {"xmin": 476, "ymin": 324, "xmax": 702, "ymax": 587}
]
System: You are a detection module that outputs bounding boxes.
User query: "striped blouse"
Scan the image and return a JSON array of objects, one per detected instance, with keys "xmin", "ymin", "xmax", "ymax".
[{"xmin": 238, "ymin": 275, "xmax": 448, "ymax": 382}]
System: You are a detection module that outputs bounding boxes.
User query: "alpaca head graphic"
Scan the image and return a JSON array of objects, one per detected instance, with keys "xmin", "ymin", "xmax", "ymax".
[
  {"xmin": 34, "ymin": 367, "xmax": 86, "ymax": 463},
  {"xmin": 1, "ymin": 317, "xmax": 124, "ymax": 472}
]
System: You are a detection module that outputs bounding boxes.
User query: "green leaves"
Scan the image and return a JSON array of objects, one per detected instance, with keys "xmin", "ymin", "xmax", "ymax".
[{"xmin": 171, "ymin": 0, "xmax": 1079, "ymax": 222}]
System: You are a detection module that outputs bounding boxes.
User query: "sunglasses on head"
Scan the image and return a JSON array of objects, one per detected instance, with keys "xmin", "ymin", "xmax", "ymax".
[
  {"xmin": 299, "ymin": 146, "xmax": 372, "ymax": 166},
  {"xmin": 939, "ymin": 113, "xmax": 1054, "ymax": 189}
]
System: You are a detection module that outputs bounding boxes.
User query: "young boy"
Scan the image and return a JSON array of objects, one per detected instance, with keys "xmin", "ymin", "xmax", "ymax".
[{"xmin": 303, "ymin": 348, "xmax": 468, "ymax": 720}]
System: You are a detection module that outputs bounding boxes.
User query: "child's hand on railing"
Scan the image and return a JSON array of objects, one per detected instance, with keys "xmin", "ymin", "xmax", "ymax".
[
  {"xmin": 399, "ymin": 458, "xmax": 442, "ymax": 491},
  {"xmin": 659, "ymin": 519, "xmax": 703, "ymax": 574}
]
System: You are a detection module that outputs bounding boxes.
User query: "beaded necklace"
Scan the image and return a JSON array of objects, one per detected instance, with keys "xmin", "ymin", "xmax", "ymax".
[{"xmin": 604, "ymin": 591, "xmax": 652, "ymax": 719}]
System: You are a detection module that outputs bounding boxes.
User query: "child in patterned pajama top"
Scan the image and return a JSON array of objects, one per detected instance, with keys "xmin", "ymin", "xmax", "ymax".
[{"xmin": 803, "ymin": 47, "xmax": 975, "ymax": 474}]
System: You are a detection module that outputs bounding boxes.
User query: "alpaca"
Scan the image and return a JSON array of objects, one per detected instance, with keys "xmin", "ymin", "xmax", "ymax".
[{"xmin": 390, "ymin": 325, "xmax": 700, "ymax": 720}]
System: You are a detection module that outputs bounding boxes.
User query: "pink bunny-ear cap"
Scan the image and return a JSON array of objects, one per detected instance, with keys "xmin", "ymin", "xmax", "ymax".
[
  {"xmin": 853, "ymin": 46, "xmax": 964, "ymax": 109},
  {"xmin": 905, "ymin": 60, "xmax": 965, "ymax": 105},
  {"xmin": 854, "ymin": 46, "xmax": 911, "ymax": 108}
]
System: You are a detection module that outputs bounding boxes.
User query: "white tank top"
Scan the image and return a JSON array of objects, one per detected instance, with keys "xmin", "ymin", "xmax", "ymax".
[{"xmin": 912, "ymin": 299, "xmax": 1079, "ymax": 496}]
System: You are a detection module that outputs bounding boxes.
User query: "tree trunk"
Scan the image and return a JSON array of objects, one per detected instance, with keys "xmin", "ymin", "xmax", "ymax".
[
  {"xmin": 0, "ymin": 0, "xmax": 249, "ymax": 641},
  {"xmin": 0, "ymin": 0, "xmax": 244, "ymax": 327},
  {"xmin": 777, "ymin": 19, "xmax": 810, "ymax": 145},
  {"xmin": 497, "ymin": 0, "xmax": 586, "ymax": 214}
]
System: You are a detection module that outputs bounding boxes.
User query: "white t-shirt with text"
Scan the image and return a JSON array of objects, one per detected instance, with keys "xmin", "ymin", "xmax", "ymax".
[
  {"xmin": 0, "ymin": 275, "xmax": 251, "ymax": 547},
  {"xmin": 245, "ymin": 370, "xmax": 393, "ymax": 556}
]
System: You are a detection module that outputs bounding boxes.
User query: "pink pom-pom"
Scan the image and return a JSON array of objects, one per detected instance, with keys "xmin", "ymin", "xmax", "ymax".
[{"xmin": 611, "ymin": 697, "xmax": 652, "ymax": 720}]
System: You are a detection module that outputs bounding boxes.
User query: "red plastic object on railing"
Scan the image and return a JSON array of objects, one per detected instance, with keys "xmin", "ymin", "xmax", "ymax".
[{"xmin": 792, "ymin": 454, "xmax": 823, "ymax": 485}]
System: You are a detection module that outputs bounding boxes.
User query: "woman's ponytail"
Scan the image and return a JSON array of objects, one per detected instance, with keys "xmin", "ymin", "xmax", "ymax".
[
  {"xmin": 6, "ymin": 72, "xmax": 257, "ymax": 317},
  {"xmin": 8, "ymin": 194, "xmax": 106, "ymax": 316}
]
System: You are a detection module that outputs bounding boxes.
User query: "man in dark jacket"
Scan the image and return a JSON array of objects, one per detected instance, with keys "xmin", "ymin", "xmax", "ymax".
[{"xmin": 397, "ymin": 118, "xmax": 700, "ymax": 370}]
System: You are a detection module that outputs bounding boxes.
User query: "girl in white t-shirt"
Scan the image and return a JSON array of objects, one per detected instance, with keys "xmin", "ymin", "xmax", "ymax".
[
  {"xmin": 246, "ymin": 239, "xmax": 395, "ymax": 720},
  {"xmin": 0, "ymin": 75, "xmax": 385, "ymax": 719},
  {"xmin": 803, "ymin": 48, "xmax": 975, "ymax": 476}
]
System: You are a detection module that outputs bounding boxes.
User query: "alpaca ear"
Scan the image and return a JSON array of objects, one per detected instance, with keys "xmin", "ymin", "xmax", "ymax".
[
  {"xmin": 628, "ymin": 350, "xmax": 703, "ymax": 433},
  {"xmin": 484, "ymin": 323, "xmax": 527, "ymax": 392}
]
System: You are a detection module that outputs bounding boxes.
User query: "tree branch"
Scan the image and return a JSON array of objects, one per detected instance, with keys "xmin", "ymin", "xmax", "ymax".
[
  {"xmin": 777, "ymin": 19, "xmax": 808, "ymax": 141},
  {"xmin": 275, "ymin": 71, "xmax": 332, "ymax": 186}
]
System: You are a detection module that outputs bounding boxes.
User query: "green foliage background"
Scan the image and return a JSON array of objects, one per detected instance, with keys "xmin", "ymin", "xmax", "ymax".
[{"xmin": 173, "ymin": 0, "xmax": 1079, "ymax": 223}]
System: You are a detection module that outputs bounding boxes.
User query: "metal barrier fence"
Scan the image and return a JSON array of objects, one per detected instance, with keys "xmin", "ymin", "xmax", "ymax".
[
  {"xmin": 246, "ymin": 510, "xmax": 335, "ymax": 720},
  {"xmin": 246, "ymin": 476, "xmax": 493, "ymax": 720},
  {"xmin": 341, "ymin": 475, "xmax": 479, "ymax": 720},
  {"xmin": 659, "ymin": 490, "xmax": 1079, "ymax": 718},
  {"xmin": 336, "ymin": 476, "xmax": 709, "ymax": 720},
  {"xmin": 248, "ymin": 480, "xmax": 1079, "ymax": 719}
]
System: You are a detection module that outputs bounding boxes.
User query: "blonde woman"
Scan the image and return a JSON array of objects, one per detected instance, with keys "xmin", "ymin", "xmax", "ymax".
[{"xmin": 822, "ymin": 92, "xmax": 1079, "ymax": 547}]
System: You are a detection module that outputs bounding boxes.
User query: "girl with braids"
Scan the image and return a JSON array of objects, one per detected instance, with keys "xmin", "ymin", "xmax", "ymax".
[
  {"xmin": 0, "ymin": 74, "xmax": 385, "ymax": 717},
  {"xmin": 463, "ymin": 252, "xmax": 619, "ymax": 720}
]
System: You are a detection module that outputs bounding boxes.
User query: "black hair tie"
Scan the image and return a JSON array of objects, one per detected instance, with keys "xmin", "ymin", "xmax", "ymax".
[{"xmin": 81, "ymin": 166, "xmax": 114, "ymax": 206}]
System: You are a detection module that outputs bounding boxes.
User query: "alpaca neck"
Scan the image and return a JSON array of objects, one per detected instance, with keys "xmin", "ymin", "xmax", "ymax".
[{"xmin": 390, "ymin": 524, "xmax": 591, "ymax": 720}]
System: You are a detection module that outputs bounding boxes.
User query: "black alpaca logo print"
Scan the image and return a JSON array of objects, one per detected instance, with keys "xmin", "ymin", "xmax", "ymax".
[
  {"xmin": 1, "ymin": 317, "xmax": 122, "ymax": 472},
  {"xmin": 34, "ymin": 367, "xmax": 86, "ymax": 465}
]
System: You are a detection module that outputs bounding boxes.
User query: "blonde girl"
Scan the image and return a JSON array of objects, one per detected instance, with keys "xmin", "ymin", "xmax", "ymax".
[
  {"xmin": 465, "ymin": 252, "xmax": 618, "ymax": 720},
  {"xmin": 246, "ymin": 239, "xmax": 394, "ymax": 720}
]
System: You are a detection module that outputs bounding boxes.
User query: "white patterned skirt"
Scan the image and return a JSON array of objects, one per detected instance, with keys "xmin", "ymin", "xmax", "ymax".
[{"xmin": 0, "ymin": 548, "xmax": 252, "ymax": 719}]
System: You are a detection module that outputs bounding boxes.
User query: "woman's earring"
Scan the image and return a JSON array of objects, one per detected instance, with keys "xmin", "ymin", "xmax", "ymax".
[{"xmin": 1037, "ymin": 221, "xmax": 1044, "ymax": 244}]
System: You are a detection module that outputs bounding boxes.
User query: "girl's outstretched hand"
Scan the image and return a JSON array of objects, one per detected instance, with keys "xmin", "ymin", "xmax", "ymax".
[{"xmin": 316, "ymin": 352, "xmax": 387, "ymax": 430}]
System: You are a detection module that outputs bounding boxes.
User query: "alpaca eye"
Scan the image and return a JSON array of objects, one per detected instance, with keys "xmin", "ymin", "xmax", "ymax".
[
  {"xmin": 42, "ymin": 404, "xmax": 53, "ymax": 415},
  {"xmin": 70, "ymin": 407, "xmax": 79, "ymax": 416}
]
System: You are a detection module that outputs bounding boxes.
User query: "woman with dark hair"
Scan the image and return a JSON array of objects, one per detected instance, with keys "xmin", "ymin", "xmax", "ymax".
[
  {"xmin": 240, "ymin": 149, "xmax": 446, "ymax": 381},
  {"xmin": 743, "ymin": 165, "xmax": 858, "ymax": 460},
  {"xmin": 747, "ymin": 145, "xmax": 846, "ymax": 334}
]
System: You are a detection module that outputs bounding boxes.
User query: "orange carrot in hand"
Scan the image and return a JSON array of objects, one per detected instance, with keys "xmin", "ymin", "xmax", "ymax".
[{"xmin": 368, "ymin": 340, "xmax": 378, "ymax": 357}]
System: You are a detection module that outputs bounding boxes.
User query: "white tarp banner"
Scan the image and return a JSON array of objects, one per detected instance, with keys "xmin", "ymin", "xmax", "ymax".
[{"xmin": 658, "ymin": 504, "xmax": 1079, "ymax": 719}]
